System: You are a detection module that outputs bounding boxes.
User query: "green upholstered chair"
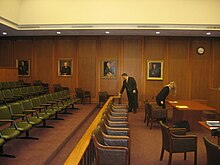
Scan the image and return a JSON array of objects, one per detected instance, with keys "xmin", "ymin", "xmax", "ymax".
[
  {"xmin": 31, "ymin": 97, "xmax": 56, "ymax": 118},
  {"xmin": 0, "ymin": 105, "xmax": 37, "ymax": 140},
  {"xmin": 203, "ymin": 137, "xmax": 220, "ymax": 165},
  {"xmin": 0, "ymin": 91, "xmax": 6, "ymax": 106},
  {"xmin": 60, "ymin": 90, "xmax": 80, "ymax": 109},
  {"xmin": 20, "ymin": 87, "xmax": 31, "ymax": 98},
  {"xmin": 38, "ymin": 95, "xmax": 63, "ymax": 120},
  {"xmin": 9, "ymin": 102, "xmax": 42, "ymax": 127},
  {"xmin": 21, "ymin": 99, "xmax": 52, "ymax": 128},
  {"xmin": 0, "ymin": 131, "xmax": 19, "ymax": 158},
  {"xmin": 92, "ymin": 126, "xmax": 130, "ymax": 165},
  {"xmin": 75, "ymin": 88, "xmax": 91, "ymax": 104},
  {"xmin": 2, "ymin": 89, "xmax": 17, "ymax": 103},
  {"xmin": 159, "ymin": 121, "xmax": 197, "ymax": 165},
  {"xmin": 11, "ymin": 88, "xmax": 25, "ymax": 100}
]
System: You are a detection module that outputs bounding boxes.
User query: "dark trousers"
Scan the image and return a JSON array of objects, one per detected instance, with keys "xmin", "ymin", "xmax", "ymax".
[{"xmin": 127, "ymin": 93, "xmax": 138, "ymax": 112}]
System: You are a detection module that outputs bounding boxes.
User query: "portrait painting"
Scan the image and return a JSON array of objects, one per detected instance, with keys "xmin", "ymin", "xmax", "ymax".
[
  {"xmin": 58, "ymin": 59, "xmax": 72, "ymax": 76},
  {"xmin": 101, "ymin": 60, "xmax": 116, "ymax": 78},
  {"xmin": 147, "ymin": 60, "xmax": 163, "ymax": 80},
  {"xmin": 16, "ymin": 59, "xmax": 30, "ymax": 76}
]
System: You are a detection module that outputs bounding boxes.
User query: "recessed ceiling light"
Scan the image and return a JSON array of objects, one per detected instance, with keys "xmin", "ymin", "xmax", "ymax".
[
  {"xmin": 105, "ymin": 31, "xmax": 110, "ymax": 34},
  {"xmin": 206, "ymin": 32, "xmax": 211, "ymax": 35},
  {"xmin": 156, "ymin": 31, "xmax": 160, "ymax": 34},
  {"xmin": 56, "ymin": 31, "xmax": 61, "ymax": 34},
  {"xmin": 2, "ymin": 32, "xmax": 7, "ymax": 35}
]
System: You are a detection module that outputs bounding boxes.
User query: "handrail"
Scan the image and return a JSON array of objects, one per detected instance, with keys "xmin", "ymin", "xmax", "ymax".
[{"xmin": 64, "ymin": 96, "xmax": 120, "ymax": 165}]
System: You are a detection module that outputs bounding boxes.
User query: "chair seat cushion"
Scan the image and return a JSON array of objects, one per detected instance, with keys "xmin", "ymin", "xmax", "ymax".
[{"xmin": 1, "ymin": 128, "xmax": 20, "ymax": 140}]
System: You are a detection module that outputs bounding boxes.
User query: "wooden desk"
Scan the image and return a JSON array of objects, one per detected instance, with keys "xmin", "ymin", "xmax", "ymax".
[
  {"xmin": 198, "ymin": 121, "xmax": 220, "ymax": 145},
  {"xmin": 167, "ymin": 100, "xmax": 216, "ymax": 131}
]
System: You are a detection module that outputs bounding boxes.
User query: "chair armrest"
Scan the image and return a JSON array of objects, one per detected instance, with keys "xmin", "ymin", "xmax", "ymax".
[
  {"xmin": 169, "ymin": 127, "xmax": 187, "ymax": 135},
  {"xmin": 0, "ymin": 119, "xmax": 18, "ymax": 129},
  {"xmin": 103, "ymin": 134, "xmax": 130, "ymax": 147}
]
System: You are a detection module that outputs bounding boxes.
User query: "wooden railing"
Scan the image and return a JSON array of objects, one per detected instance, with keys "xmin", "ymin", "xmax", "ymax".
[{"xmin": 64, "ymin": 96, "xmax": 120, "ymax": 165}]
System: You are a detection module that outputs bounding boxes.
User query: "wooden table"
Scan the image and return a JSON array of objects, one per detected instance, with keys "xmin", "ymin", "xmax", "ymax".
[
  {"xmin": 167, "ymin": 100, "xmax": 216, "ymax": 131},
  {"xmin": 198, "ymin": 121, "xmax": 220, "ymax": 145}
]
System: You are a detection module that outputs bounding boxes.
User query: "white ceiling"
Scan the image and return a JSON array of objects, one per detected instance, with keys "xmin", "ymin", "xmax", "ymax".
[{"xmin": 1, "ymin": 23, "xmax": 220, "ymax": 37}]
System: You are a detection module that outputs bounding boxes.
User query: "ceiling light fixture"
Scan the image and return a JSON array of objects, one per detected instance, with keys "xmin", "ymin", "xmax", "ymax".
[
  {"xmin": 56, "ymin": 31, "xmax": 61, "ymax": 34},
  {"xmin": 156, "ymin": 31, "xmax": 160, "ymax": 34},
  {"xmin": 105, "ymin": 31, "xmax": 110, "ymax": 34},
  {"xmin": 2, "ymin": 32, "xmax": 7, "ymax": 35},
  {"xmin": 206, "ymin": 32, "xmax": 211, "ymax": 35}
]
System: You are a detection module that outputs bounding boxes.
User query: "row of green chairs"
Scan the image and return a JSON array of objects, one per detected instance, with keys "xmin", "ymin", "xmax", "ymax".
[
  {"xmin": 0, "ymin": 90, "xmax": 79, "ymax": 158},
  {"xmin": 0, "ymin": 85, "xmax": 48, "ymax": 105},
  {"xmin": 0, "ymin": 80, "xmax": 30, "ymax": 90}
]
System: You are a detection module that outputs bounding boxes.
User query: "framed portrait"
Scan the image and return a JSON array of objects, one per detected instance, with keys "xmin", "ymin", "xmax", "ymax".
[
  {"xmin": 16, "ymin": 59, "xmax": 30, "ymax": 76},
  {"xmin": 58, "ymin": 59, "xmax": 73, "ymax": 76},
  {"xmin": 101, "ymin": 60, "xmax": 116, "ymax": 78},
  {"xmin": 147, "ymin": 60, "xmax": 164, "ymax": 80}
]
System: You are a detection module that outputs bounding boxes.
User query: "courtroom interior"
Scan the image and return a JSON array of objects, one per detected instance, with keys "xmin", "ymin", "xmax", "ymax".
[{"xmin": 0, "ymin": 0, "xmax": 220, "ymax": 165}]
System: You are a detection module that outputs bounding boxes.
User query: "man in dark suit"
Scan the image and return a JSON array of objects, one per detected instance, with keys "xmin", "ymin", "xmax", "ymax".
[{"xmin": 119, "ymin": 73, "xmax": 138, "ymax": 113}]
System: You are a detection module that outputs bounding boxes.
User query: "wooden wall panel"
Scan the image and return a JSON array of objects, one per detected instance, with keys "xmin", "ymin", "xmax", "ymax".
[
  {"xmin": 99, "ymin": 38, "xmax": 120, "ymax": 95},
  {"xmin": 0, "ymin": 36, "xmax": 220, "ymax": 106},
  {"xmin": 54, "ymin": 38, "xmax": 77, "ymax": 93},
  {"xmin": 144, "ymin": 38, "xmax": 166, "ymax": 101},
  {"xmin": 190, "ymin": 39, "xmax": 211, "ymax": 100},
  {"xmin": 213, "ymin": 40, "xmax": 220, "ymax": 88},
  {"xmin": 0, "ymin": 39, "xmax": 14, "ymax": 67},
  {"xmin": 121, "ymin": 38, "xmax": 143, "ymax": 104},
  {"xmin": 14, "ymin": 39, "xmax": 33, "ymax": 83},
  {"xmin": 168, "ymin": 39, "xmax": 189, "ymax": 100},
  {"xmin": 34, "ymin": 39, "xmax": 54, "ymax": 91},
  {"xmin": 0, "ymin": 68, "xmax": 18, "ymax": 82},
  {"xmin": 78, "ymin": 39, "xmax": 97, "ymax": 99}
]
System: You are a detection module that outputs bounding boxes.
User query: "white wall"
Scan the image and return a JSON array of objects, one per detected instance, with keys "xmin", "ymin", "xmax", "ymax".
[{"xmin": 1, "ymin": 0, "xmax": 220, "ymax": 25}]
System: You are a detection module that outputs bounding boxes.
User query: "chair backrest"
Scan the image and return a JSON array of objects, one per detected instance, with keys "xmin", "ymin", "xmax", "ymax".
[
  {"xmin": 9, "ymin": 102, "xmax": 23, "ymax": 114},
  {"xmin": 21, "ymin": 99, "xmax": 33, "ymax": 110},
  {"xmin": 98, "ymin": 120, "xmax": 108, "ymax": 135},
  {"xmin": 203, "ymin": 137, "xmax": 220, "ymax": 165},
  {"xmin": 92, "ymin": 126, "xmax": 105, "ymax": 146},
  {"xmin": 2, "ymin": 89, "xmax": 14, "ymax": 98},
  {"xmin": 75, "ymin": 88, "xmax": 84, "ymax": 97},
  {"xmin": 30, "ymin": 97, "xmax": 41, "ymax": 107},
  {"xmin": 159, "ymin": 121, "xmax": 170, "ymax": 151},
  {"xmin": 0, "ymin": 106, "xmax": 12, "ymax": 125}
]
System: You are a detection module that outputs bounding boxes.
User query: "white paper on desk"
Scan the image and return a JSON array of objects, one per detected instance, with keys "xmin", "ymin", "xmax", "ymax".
[
  {"xmin": 209, "ymin": 127, "xmax": 220, "ymax": 130},
  {"xmin": 169, "ymin": 101, "xmax": 178, "ymax": 103},
  {"xmin": 176, "ymin": 105, "xmax": 188, "ymax": 108},
  {"xmin": 206, "ymin": 121, "xmax": 220, "ymax": 123}
]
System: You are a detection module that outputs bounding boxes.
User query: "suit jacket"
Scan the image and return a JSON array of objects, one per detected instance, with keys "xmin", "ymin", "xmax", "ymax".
[
  {"xmin": 156, "ymin": 86, "xmax": 169, "ymax": 103},
  {"xmin": 120, "ymin": 77, "xmax": 138, "ymax": 95}
]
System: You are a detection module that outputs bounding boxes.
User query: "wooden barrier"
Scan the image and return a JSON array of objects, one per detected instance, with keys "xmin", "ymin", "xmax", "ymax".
[{"xmin": 64, "ymin": 96, "xmax": 120, "ymax": 165}]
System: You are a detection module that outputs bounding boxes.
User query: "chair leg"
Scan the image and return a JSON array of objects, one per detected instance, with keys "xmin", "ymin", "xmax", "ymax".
[
  {"xmin": 194, "ymin": 151, "xmax": 197, "ymax": 165},
  {"xmin": 0, "ymin": 146, "xmax": 16, "ymax": 158},
  {"xmin": 160, "ymin": 149, "xmax": 164, "ymax": 161},
  {"xmin": 184, "ymin": 152, "xmax": 186, "ymax": 160},
  {"xmin": 168, "ymin": 153, "xmax": 172, "ymax": 165},
  {"xmin": 150, "ymin": 119, "xmax": 153, "ymax": 129}
]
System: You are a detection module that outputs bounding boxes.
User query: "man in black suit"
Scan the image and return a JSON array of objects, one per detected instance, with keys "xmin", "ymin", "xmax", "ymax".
[{"xmin": 119, "ymin": 73, "xmax": 138, "ymax": 113}]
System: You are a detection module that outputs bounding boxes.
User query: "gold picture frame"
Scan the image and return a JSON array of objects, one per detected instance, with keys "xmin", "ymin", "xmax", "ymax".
[
  {"xmin": 147, "ymin": 60, "xmax": 164, "ymax": 80},
  {"xmin": 58, "ymin": 58, "xmax": 73, "ymax": 76},
  {"xmin": 16, "ymin": 59, "xmax": 30, "ymax": 76}
]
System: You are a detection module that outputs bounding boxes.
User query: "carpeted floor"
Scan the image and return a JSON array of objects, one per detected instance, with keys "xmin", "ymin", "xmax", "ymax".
[
  {"xmin": 0, "ymin": 104, "xmax": 98, "ymax": 165},
  {"xmin": 129, "ymin": 107, "xmax": 215, "ymax": 165}
]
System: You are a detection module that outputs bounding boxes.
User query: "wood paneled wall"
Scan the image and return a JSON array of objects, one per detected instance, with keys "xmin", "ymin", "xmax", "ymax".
[
  {"xmin": 0, "ymin": 67, "xmax": 18, "ymax": 82},
  {"xmin": 0, "ymin": 36, "xmax": 219, "ymax": 106}
]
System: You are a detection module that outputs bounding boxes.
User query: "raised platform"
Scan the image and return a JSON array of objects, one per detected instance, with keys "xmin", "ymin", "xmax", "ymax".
[{"xmin": 0, "ymin": 104, "xmax": 98, "ymax": 165}]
